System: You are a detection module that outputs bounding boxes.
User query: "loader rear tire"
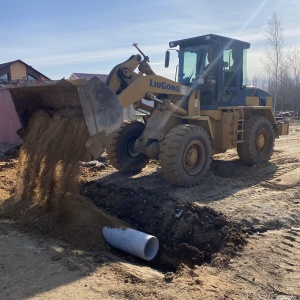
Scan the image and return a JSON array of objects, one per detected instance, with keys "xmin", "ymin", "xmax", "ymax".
[
  {"xmin": 159, "ymin": 124, "xmax": 212, "ymax": 187},
  {"xmin": 237, "ymin": 116, "xmax": 274, "ymax": 165},
  {"xmin": 106, "ymin": 121, "xmax": 149, "ymax": 173}
]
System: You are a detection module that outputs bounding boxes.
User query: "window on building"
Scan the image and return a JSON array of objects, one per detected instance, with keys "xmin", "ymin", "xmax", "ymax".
[
  {"xmin": 0, "ymin": 73, "xmax": 9, "ymax": 83},
  {"xmin": 27, "ymin": 74, "xmax": 37, "ymax": 81}
]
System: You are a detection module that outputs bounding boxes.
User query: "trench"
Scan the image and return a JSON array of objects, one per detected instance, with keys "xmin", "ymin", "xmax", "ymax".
[{"xmin": 82, "ymin": 182, "xmax": 247, "ymax": 270}]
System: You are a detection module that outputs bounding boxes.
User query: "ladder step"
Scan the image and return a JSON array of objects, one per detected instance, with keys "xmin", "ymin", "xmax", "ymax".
[{"xmin": 234, "ymin": 110, "xmax": 245, "ymax": 145}]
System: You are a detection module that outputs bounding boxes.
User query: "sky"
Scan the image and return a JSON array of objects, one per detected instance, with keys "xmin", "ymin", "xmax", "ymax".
[{"xmin": 1, "ymin": 0, "xmax": 300, "ymax": 81}]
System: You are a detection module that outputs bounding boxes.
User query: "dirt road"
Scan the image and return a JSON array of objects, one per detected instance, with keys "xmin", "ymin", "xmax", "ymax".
[{"xmin": 0, "ymin": 121, "xmax": 299, "ymax": 299}]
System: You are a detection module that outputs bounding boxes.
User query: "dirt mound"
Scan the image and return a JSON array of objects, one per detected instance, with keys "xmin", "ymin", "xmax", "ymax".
[
  {"xmin": 83, "ymin": 182, "xmax": 247, "ymax": 270},
  {"xmin": 1, "ymin": 109, "xmax": 123, "ymax": 251}
]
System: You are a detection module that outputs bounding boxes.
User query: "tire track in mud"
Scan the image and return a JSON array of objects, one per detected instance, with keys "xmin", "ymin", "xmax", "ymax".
[
  {"xmin": 260, "ymin": 160, "xmax": 300, "ymax": 190},
  {"xmin": 166, "ymin": 161, "xmax": 278, "ymax": 205},
  {"xmin": 203, "ymin": 176, "xmax": 300, "ymax": 233},
  {"xmin": 158, "ymin": 153, "xmax": 300, "ymax": 234},
  {"xmin": 228, "ymin": 229, "xmax": 300, "ymax": 298}
]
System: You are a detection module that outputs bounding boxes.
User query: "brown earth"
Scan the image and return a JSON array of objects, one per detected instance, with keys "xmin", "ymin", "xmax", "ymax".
[{"xmin": 0, "ymin": 117, "xmax": 299, "ymax": 299}]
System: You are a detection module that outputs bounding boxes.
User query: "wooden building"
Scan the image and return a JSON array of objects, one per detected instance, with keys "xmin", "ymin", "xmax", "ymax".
[
  {"xmin": 0, "ymin": 59, "xmax": 49, "ymax": 83},
  {"xmin": 0, "ymin": 60, "xmax": 50, "ymax": 144}
]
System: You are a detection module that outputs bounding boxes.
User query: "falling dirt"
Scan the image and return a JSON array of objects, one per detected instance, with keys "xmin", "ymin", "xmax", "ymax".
[
  {"xmin": 14, "ymin": 109, "xmax": 88, "ymax": 207},
  {"xmin": 1, "ymin": 108, "xmax": 124, "ymax": 251}
]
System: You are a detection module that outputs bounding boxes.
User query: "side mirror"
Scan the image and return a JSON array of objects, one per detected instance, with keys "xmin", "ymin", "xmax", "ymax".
[{"xmin": 165, "ymin": 51, "xmax": 170, "ymax": 68}]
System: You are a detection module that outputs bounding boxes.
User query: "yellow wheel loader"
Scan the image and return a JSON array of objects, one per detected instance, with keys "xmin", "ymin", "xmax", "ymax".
[{"xmin": 3, "ymin": 34, "xmax": 289, "ymax": 187}]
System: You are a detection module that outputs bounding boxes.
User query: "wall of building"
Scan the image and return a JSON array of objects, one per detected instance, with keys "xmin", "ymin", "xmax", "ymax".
[
  {"xmin": 10, "ymin": 61, "xmax": 27, "ymax": 80},
  {"xmin": 0, "ymin": 90, "xmax": 22, "ymax": 145}
]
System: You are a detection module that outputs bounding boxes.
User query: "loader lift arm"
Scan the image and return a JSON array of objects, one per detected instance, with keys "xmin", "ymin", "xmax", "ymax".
[
  {"xmin": 106, "ymin": 44, "xmax": 155, "ymax": 96},
  {"xmin": 105, "ymin": 44, "xmax": 198, "ymax": 117}
]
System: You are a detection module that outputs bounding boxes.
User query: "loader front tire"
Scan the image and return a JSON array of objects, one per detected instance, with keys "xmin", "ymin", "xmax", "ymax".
[
  {"xmin": 106, "ymin": 121, "xmax": 149, "ymax": 173},
  {"xmin": 237, "ymin": 116, "xmax": 274, "ymax": 165},
  {"xmin": 159, "ymin": 124, "xmax": 212, "ymax": 187}
]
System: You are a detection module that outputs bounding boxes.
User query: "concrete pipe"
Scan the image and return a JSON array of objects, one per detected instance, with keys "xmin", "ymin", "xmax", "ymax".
[{"xmin": 102, "ymin": 227, "xmax": 159, "ymax": 261}]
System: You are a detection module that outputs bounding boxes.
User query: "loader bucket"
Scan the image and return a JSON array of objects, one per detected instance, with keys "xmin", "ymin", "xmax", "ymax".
[{"xmin": 4, "ymin": 77, "xmax": 123, "ymax": 158}]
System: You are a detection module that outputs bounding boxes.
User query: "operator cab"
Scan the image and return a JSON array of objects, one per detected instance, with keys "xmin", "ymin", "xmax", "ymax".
[{"xmin": 166, "ymin": 34, "xmax": 251, "ymax": 109}]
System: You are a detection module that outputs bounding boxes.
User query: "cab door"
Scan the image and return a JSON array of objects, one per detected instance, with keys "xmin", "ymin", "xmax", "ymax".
[{"xmin": 220, "ymin": 45, "xmax": 245, "ymax": 105}]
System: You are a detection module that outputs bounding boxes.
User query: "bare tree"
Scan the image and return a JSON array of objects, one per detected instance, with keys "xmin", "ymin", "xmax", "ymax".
[
  {"xmin": 288, "ymin": 48, "xmax": 300, "ymax": 84},
  {"xmin": 264, "ymin": 11, "xmax": 285, "ymax": 111},
  {"xmin": 287, "ymin": 48, "xmax": 300, "ymax": 112},
  {"xmin": 250, "ymin": 74, "xmax": 268, "ymax": 91}
]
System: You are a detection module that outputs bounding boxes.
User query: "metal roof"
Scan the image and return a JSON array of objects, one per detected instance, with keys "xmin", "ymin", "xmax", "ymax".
[
  {"xmin": 169, "ymin": 34, "xmax": 251, "ymax": 49},
  {"xmin": 70, "ymin": 73, "xmax": 108, "ymax": 82}
]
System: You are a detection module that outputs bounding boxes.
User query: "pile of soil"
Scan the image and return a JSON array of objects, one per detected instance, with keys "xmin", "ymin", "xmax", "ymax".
[{"xmin": 1, "ymin": 108, "xmax": 123, "ymax": 251}]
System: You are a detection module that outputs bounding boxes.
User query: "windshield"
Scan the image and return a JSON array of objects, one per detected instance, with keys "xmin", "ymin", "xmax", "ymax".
[{"xmin": 178, "ymin": 45, "xmax": 208, "ymax": 85}]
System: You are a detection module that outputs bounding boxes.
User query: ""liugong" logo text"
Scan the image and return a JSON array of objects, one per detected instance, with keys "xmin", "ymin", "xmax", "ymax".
[{"xmin": 149, "ymin": 79, "xmax": 180, "ymax": 92}]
